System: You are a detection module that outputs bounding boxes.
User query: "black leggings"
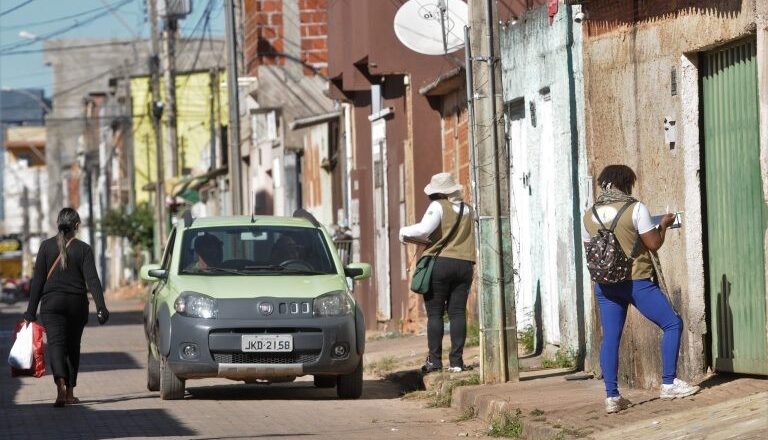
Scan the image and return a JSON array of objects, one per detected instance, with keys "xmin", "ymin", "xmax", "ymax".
[
  {"xmin": 40, "ymin": 293, "xmax": 89, "ymax": 387},
  {"xmin": 424, "ymin": 257, "xmax": 474, "ymax": 367}
]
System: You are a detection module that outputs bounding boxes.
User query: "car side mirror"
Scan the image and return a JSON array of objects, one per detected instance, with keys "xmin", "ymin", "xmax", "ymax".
[
  {"xmin": 140, "ymin": 264, "xmax": 167, "ymax": 281},
  {"xmin": 344, "ymin": 263, "xmax": 371, "ymax": 281}
]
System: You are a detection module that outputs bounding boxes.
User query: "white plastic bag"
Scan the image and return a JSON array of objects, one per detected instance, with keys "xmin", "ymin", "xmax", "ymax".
[{"xmin": 8, "ymin": 322, "xmax": 33, "ymax": 370}]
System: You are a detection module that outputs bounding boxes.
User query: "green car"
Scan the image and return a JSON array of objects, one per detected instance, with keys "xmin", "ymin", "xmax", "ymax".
[{"xmin": 140, "ymin": 211, "xmax": 371, "ymax": 400}]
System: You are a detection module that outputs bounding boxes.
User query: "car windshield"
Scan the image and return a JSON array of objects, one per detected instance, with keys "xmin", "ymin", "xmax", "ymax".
[{"xmin": 179, "ymin": 225, "xmax": 337, "ymax": 276}]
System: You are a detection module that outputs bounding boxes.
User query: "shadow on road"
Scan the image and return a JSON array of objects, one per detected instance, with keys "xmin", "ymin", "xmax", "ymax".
[
  {"xmin": 186, "ymin": 379, "xmax": 402, "ymax": 401},
  {"xmin": 78, "ymin": 351, "xmax": 142, "ymax": 372},
  {"xmin": 85, "ymin": 309, "xmax": 144, "ymax": 327},
  {"xmin": 2, "ymin": 404, "xmax": 196, "ymax": 438}
]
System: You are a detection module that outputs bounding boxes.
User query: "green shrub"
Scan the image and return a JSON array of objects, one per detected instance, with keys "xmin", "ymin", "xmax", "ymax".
[
  {"xmin": 518, "ymin": 325, "xmax": 535, "ymax": 354},
  {"xmin": 489, "ymin": 409, "xmax": 524, "ymax": 438}
]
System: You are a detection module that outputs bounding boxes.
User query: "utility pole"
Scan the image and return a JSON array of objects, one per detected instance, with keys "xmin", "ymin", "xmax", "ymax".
[
  {"xmin": 469, "ymin": 0, "xmax": 519, "ymax": 384},
  {"xmin": 21, "ymin": 186, "xmax": 30, "ymax": 275},
  {"xmin": 162, "ymin": 1, "xmax": 180, "ymax": 178},
  {"xmin": 209, "ymin": 67, "xmax": 218, "ymax": 172},
  {"xmin": 224, "ymin": 0, "xmax": 243, "ymax": 215},
  {"xmin": 148, "ymin": 0, "xmax": 166, "ymax": 257}
]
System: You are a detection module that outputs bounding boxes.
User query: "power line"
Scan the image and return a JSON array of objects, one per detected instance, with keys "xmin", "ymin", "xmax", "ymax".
[
  {"xmin": 0, "ymin": 0, "xmax": 34, "ymax": 18},
  {"xmin": 0, "ymin": 40, "xmax": 136, "ymax": 56},
  {"xmin": 0, "ymin": 0, "xmax": 132, "ymax": 53},
  {"xmin": 0, "ymin": 2, "xmax": 122, "ymax": 30}
]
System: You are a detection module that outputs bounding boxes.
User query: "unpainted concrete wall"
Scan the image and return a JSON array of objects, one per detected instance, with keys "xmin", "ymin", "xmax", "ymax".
[{"xmin": 582, "ymin": 0, "xmax": 758, "ymax": 389}]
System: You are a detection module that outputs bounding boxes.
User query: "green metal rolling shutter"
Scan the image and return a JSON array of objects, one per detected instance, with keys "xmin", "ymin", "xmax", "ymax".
[{"xmin": 702, "ymin": 38, "xmax": 767, "ymax": 375}]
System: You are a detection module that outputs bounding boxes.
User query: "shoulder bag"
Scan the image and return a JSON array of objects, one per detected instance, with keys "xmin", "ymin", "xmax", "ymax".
[{"xmin": 409, "ymin": 202, "xmax": 465, "ymax": 295}]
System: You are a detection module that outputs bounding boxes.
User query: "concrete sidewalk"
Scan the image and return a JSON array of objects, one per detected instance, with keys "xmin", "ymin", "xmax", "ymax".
[{"xmin": 452, "ymin": 371, "xmax": 768, "ymax": 439}]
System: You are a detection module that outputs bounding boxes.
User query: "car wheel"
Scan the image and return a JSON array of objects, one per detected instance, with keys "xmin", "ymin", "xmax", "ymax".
[
  {"xmin": 313, "ymin": 375, "xmax": 336, "ymax": 388},
  {"xmin": 336, "ymin": 358, "xmax": 363, "ymax": 399},
  {"xmin": 147, "ymin": 349, "xmax": 160, "ymax": 392},
  {"xmin": 159, "ymin": 356, "xmax": 185, "ymax": 400}
]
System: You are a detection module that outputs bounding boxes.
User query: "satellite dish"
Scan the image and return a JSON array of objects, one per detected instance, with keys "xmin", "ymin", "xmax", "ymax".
[{"xmin": 394, "ymin": 0, "xmax": 468, "ymax": 56}]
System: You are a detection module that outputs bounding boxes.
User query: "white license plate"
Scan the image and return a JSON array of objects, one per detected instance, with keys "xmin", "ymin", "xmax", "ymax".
[{"xmin": 241, "ymin": 335, "xmax": 293, "ymax": 352}]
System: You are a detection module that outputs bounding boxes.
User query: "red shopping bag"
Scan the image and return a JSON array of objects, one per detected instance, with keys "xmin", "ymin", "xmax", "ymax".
[{"xmin": 9, "ymin": 320, "xmax": 46, "ymax": 378}]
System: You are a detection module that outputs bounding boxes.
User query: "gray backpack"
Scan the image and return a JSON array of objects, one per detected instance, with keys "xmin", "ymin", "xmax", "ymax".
[{"xmin": 585, "ymin": 202, "xmax": 634, "ymax": 284}]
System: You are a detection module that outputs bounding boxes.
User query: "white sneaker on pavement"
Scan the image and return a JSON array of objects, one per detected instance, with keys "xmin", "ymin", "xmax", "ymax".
[
  {"xmin": 660, "ymin": 378, "xmax": 700, "ymax": 399},
  {"xmin": 605, "ymin": 396, "xmax": 632, "ymax": 414}
]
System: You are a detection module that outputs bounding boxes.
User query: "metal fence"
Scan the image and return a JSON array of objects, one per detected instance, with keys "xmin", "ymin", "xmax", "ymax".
[{"xmin": 333, "ymin": 239, "xmax": 354, "ymax": 266}]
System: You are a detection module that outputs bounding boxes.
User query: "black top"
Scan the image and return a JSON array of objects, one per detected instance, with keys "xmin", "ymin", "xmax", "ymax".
[{"xmin": 25, "ymin": 237, "xmax": 106, "ymax": 320}]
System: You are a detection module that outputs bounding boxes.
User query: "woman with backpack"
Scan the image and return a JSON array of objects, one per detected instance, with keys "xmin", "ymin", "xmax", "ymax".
[
  {"xmin": 23, "ymin": 208, "xmax": 109, "ymax": 407},
  {"xmin": 400, "ymin": 173, "xmax": 476, "ymax": 374},
  {"xmin": 582, "ymin": 165, "xmax": 699, "ymax": 414}
]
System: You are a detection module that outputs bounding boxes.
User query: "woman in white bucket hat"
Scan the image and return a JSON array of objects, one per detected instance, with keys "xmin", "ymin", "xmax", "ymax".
[{"xmin": 400, "ymin": 172, "xmax": 476, "ymax": 373}]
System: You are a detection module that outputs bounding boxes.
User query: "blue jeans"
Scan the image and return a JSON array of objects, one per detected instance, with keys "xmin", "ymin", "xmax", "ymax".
[{"xmin": 595, "ymin": 279, "xmax": 683, "ymax": 397}]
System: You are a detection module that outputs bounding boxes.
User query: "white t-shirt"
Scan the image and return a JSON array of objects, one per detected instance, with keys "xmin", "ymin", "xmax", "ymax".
[
  {"xmin": 581, "ymin": 202, "xmax": 655, "ymax": 242},
  {"xmin": 399, "ymin": 200, "xmax": 466, "ymax": 242}
]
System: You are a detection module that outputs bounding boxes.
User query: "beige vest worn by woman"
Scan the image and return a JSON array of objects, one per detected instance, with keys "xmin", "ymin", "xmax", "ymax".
[
  {"xmin": 422, "ymin": 200, "xmax": 476, "ymax": 263},
  {"xmin": 583, "ymin": 201, "xmax": 654, "ymax": 280}
]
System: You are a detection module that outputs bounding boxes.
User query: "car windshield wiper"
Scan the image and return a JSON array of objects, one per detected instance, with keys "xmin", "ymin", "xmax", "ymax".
[
  {"xmin": 243, "ymin": 265, "xmax": 328, "ymax": 275},
  {"xmin": 277, "ymin": 268, "xmax": 329, "ymax": 276},
  {"xmin": 243, "ymin": 265, "xmax": 287, "ymax": 272},
  {"xmin": 188, "ymin": 266, "xmax": 245, "ymax": 275}
]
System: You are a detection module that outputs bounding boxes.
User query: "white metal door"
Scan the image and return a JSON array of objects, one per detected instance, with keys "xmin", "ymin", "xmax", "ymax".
[
  {"xmin": 507, "ymin": 101, "xmax": 534, "ymax": 332},
  {"xmin": 372, "ymin": 119, "xmax": 391, "ymax": 321},
  {"xmin": 538, "ymin": 94, "xmax": 561, "ymax": 345}
]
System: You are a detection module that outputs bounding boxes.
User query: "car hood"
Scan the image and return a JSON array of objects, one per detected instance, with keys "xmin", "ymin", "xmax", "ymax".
[{"xmin": 172, "ymin": 273, "xmax": 349, "ymax": 299}]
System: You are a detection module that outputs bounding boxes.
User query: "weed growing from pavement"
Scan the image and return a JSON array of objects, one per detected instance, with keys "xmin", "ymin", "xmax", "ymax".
[
  {"xmin": 426, "ymin": 372, "xmax": 481, "ymax": 408},
  {"xmin": 365, "ymin": 356, "xmax": 399, "ymax": 375},
  {"xmin": 454, "ymin": 406, "xmax": 476, "ymax": 422},
  {"xmin": 518, "ymin": 325, "xmax": 536, "ymax": 354},
  {"xmin": 541, "ymin": 349, "xmax": 575, "ymax": 369},
  {"xmin": 550, "ymin": 426, "xmax": 591, "ymax": 439},
  {"xmin": 529, "ymin": 408, "xmax": 545, "ymax": 416},
  {"xmin": 465, "ymin": 322, "xmax": 480, "ymax": 347},
  {"xmin": 488, "ymin": 409, "xmax": 524, "ymax": 438}
]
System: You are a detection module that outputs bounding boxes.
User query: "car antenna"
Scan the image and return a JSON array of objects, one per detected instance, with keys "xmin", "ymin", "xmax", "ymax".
[
  {"xmin": 183, "ymin": 210, "xmax": 194, "ymax": 228},
  {"xmin": 293, "ymin": 209, "xmax": 321, "ymax": 228}
]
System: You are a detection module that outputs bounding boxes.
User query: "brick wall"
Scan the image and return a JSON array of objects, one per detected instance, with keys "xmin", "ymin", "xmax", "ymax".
[
  {"xmin": 299, "ymin": 0, "xmax": 328, "ymax": 76},
  {"xmin": 243, "ymin": 0, "xmax": 329, "ymax": 77},
  {"xmin": 440, "ymin": 88, "xmax": 472, "ymax": 203},
  {"xmin": 244, "ymin": 0, "xmax": 285, "ymax": 76}
]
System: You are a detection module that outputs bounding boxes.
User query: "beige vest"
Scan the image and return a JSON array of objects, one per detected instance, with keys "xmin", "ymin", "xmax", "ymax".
[
  {"xmin": 423, "ymin": 200, "xmax": 476, "ymax": 263},
  {"xmin": 583, "ymin": 202, "xmax": 654, "ymax": 280}
]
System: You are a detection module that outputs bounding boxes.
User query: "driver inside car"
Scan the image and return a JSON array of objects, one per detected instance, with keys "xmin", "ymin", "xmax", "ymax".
[
  {"xmin": 186, "ymin": 234, "xmax": 224, "ymax": 272},
  {"xmin": 270, "ymin": 234, "xmax": 303, "ymax": 265}
]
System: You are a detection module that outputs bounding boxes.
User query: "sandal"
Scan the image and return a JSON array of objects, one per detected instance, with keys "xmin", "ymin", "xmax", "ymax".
[{"xmin": 66, "ymin": 397, "xmax": 80, "ymax": 405}]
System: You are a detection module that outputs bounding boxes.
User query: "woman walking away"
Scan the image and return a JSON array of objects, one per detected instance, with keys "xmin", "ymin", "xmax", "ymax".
[
  {"xmin": 23, "ymin": 208, "xmax": 109, "ymax": 407},
  {"xmin": 582, "ymin": 165, "xmax": 699, "ymax": 414},
  {"xmin": 400, "ymin": 173, "xmax": 476, "ymax": 374}
]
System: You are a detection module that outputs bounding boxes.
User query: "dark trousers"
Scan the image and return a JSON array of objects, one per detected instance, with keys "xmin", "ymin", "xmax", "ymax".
[
  {"xmin": 40, "ymin": 293, "xmax": 89, "ymax": 387},
  {"xmin": 424, "ymin": 257, "xmax": 474, "ymax": 367}
]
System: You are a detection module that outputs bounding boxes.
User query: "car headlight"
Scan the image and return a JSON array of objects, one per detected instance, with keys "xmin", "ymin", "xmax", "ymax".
[
  {"xmin": 313, "ymin": 291, "xmax": 353, "ymax": 317},
  {"xmin": 174, "ymin": 292, "xmax": 218, "ymax": 319}
]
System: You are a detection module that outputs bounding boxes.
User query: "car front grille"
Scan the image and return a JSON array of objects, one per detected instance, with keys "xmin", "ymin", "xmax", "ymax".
[{"xmin": 212, "ymin": 351, "xmax": 321, "ymax": 365}]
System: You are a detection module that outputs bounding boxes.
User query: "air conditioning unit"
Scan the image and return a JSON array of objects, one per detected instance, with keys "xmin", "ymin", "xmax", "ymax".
[{"xmin": 156, "ymin": 0, "xmax": 192, "ymax": 19}]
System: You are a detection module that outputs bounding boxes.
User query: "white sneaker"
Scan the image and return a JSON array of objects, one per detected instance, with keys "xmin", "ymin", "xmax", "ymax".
[
  {"xmin": 660, "ymin": 378, "xmax": 700, "ymax": 399},
  {"xmin": 605, "ymin": 396, "xmax": 632, "ymax": 414}
]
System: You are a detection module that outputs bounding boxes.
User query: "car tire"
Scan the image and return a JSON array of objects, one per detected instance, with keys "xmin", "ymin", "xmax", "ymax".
[
  {"xmin": 313, "ymin": 375, "xmax": 336, "ymax": 388},
  {"xmin": 336, "ymin": 358, "xmax": 363, "ymax": 399},
  {"xmin": 159, "ymin": 356, "xmax": 185, "ymax": 400},
  {"xmin": 147, "ymin": 349, "xmax": 160, "ymax": 392}
]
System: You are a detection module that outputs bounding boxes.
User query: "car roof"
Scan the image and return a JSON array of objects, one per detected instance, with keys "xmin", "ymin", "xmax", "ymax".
[{"xmin": 177, "ymin": 215, "xmax": 318, "ymax": 230}]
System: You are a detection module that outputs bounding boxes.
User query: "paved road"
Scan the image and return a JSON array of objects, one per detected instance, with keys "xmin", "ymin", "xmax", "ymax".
[{"xmin": 1, "ymin": 299, "xmax": 484, "ymax": 440}]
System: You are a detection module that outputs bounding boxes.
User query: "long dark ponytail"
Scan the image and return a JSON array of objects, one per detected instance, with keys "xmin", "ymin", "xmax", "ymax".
[{"xmin": 56, "ymin": 208, "xmax": 80, "ymax": 269}]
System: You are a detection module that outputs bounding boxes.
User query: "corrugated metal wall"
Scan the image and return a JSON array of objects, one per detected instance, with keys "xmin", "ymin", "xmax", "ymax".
[{"xmin": 701, "ymin": 38, "xmax": 768, "ymax": 375}]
